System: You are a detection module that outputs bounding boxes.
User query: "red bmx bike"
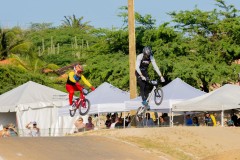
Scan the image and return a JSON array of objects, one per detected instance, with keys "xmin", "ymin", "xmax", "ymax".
[{"xmin": 69, "ymin": 88, "xmax": 90, "ymax": 117}]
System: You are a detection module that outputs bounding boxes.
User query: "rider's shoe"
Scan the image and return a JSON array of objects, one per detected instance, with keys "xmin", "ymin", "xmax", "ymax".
[
  {"xmin": 142, "ymin": 100, "xmax": 148, "ymax": 106},
  {"xmin": 68, "ymin": 104, "xmax": 75, "ymax": 111},
  {"xmin": 142, "ymin": 101, "xmax": 150, "ymax": 111}
]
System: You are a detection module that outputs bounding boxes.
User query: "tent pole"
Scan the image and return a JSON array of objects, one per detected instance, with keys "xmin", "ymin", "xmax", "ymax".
[
  {"xmin": 221, "ymin": 106, "xmax": 224, "ymax": 127},
  {"xmin": 169, "ymin": 102, "xmax": 172, "ymax": 127},
  {"xmin": 123, "ymin": 111, "xmax": 126, "ymax": 128},
  {"xmin": 183, "ymin": 112, "xmax": 186, "ymax": 126},
  {"xmin": 171, "ymin": 109, "xmax": 174, "ymax": 127},
  {"xmin": 98, "ymin": 111, "xmax": 100, "ymax": 129},
  {"xmin": 15, "ymin": 111, "xmax": 19, "ymax": 136}
]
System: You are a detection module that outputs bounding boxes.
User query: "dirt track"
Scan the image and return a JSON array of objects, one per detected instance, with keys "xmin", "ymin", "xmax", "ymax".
[
  {"xmin": 1, "ymin": 127, "xmax": 240, "ymax": 160},
  {"xmin": 0, "ymin": 136, "xmax": 161, "ymax": 160}
]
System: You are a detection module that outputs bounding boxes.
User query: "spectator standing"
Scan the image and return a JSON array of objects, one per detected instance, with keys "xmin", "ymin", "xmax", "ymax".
[
  {"xmin": 74, "ymin": 117, "xmax": 85, "ymax": 132},
  {"xmin": 159, "ymin": 116, "xmax": 165, "ymax": 127},
  {"xmin": 26, "ymin": 121, "xmax": 40, "ymax": 137},
  {"xmin": 231, "ymin": 112, "xmax": 238, "ymax": 126},
  {"xmin": 162, "ymin": 113, "xmax": 170, "ymax": 126},
  {"xmin": 210, "ymin": 113, "xmax": 217, "ymax": 126},
  {"xmin": 192, "ymin": 116, "xmax": 199, "ymax": 126},
  {"xmin": 125, "ymin": 113, "xmax": 131, "ymax": 127},
  {"xmin": 110, "ymin": 117, "xmax": 118, "ymax": 129},
  {"xmin": 204, "ymin": 113, "xmax": 213, "ymax": 126},
  {"xmin": 143, "ymin": 113, "xmax": 154, "ymax": 127},
  {"xmin": 185, "ymin": 115, "xmax": 193, "ymax": 126},
  {"xmin": 114, "ymin": 117, "xmax": 123, "ymax": 129},
  {"xmin": 105, "ymin": 114, "xmax": 112, "ymax": 129}
]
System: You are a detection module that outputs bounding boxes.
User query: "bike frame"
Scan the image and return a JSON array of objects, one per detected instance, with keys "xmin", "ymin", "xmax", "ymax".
[
  {"xmin": 137, "ymin": 85, "xmax": 156, "ymax": 115},
  {"xmin": 74, "ymin": 95, "xmax": 86, "ymax": 109},
  {"xmin": 137, "ymin": 80, "xmax": 161, "ymax": 115},
  {"xmin": 145, "ymin": 85, "xmax": 157, "ymax": 104},
  {"xmin": 73, "ymin": 88, "xmax": 87, "ymax": 109}
]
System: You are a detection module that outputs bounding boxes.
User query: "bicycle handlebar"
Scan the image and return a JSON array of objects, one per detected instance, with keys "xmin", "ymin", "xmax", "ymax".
[
  {"xmin": 82, "ymin": 88, "xmax": 89, "ymax": 95},
  {"xmin": 146, "ymin": 78, "xmax": 159, "ymax": 86}
]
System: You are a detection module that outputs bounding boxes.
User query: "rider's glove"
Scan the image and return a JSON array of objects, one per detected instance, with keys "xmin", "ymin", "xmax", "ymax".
[
  {"xmin": 160, "ymin": 76, "xmax": 165, "ymax": 83},
  {"xmin": 141, "ymin": 76, "xmax": 146, "ymax": 81},
  {"xmin": 90, "ymin": 86, "xmax": 95, "ymax": 91}
]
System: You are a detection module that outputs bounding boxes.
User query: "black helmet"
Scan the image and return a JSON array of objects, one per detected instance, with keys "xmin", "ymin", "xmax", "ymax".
[{"xmin": 143, "ymin": 46, "xmax": 153, "ymax": 57}]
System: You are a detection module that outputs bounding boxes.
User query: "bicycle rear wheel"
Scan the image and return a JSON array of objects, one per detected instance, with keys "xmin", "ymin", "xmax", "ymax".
[
  {"xmin": 79, "ymin": 99, "xmax": 90, "ymax": 116},
  {"xmin": 154, "ymin": 87, "xmax": 163, "ymax": 105}
]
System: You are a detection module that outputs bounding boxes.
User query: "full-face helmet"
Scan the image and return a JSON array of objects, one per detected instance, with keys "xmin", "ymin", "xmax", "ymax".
[
  {"xmin": 143, "ymin": 46, "xmax": 153, "ymax": 58},
  {"xmin": 74, "ymin": 64, "xmax": 84, "ymax": 74}
]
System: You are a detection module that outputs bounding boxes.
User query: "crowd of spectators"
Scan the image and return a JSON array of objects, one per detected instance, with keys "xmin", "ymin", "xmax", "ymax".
[
  {"xmin": 2, "ymin": 110, "xmax": 239, "ymax": 137},
  {"xmin": 184, "ymin": 110, "xmax": 240, "ymax": 127},
  {"xmin": 74, "ymin": 116, "xmax": 95, "ymax": 133}
]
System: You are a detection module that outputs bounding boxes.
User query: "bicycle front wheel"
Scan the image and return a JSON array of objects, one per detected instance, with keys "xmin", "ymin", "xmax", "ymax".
[
  {"xmin": 69, "ymin": 102, "xmax": 77, "ymax": 117},
  {"xmin": 154, "ymin": 87, "xmax": 163, "ymax": 105},
  {"xmin": 79, "ymin": 99, "xmax": 90, "ymax": 116}
]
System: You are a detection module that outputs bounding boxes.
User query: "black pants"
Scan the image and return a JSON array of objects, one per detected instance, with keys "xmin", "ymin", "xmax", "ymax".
[{"xmin": 136, "ymin": 75, "xmax": 152, "ymax": 101}]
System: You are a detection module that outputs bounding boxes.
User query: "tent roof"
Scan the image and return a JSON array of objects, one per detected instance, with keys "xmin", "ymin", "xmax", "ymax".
[
  {"xmin": 87, "ymin": 82, "xmax": 130, "ymax": 105},
  {"xmin": 0, "ymin": 81, "xmax": 68, "ymax": 112},
  {"xmin": 161, "ymin": 78, "xmax": 205, "ymax": 100},
  {"xmin": 173, "ymin": 84, "xmax": 240, "ymax": 111}
]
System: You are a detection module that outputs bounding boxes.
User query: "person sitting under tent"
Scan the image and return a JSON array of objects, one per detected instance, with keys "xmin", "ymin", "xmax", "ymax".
[{"xmin": 74, "ymin": 117, "xmax": 85, "ymax": 132}]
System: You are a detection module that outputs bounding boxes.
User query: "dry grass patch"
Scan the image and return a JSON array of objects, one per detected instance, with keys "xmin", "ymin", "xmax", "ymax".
[{"xmin": 73, "ymin": 127, "xmax": 240, "ymax": 160}]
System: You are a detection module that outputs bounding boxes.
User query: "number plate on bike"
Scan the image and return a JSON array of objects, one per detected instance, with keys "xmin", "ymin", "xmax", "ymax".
[{"xmin": 151, "ymin": 80, "xmax": 158, "ymax": 85}]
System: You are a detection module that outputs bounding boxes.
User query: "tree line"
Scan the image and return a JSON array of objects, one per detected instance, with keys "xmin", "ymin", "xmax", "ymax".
[{"xmin": 0, "ymin": 0, "xmax": 239, "ymax": 94}]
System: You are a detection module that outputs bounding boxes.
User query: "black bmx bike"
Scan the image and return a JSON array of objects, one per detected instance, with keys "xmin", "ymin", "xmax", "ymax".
[{"xmin": 135, "ymin": 79, "xmax": 164, "ymax": 123}]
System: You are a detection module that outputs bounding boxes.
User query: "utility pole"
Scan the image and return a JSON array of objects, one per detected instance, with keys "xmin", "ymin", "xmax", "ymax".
[{"xmin": 128, "ymin": 0, "xmax": 137, "ymax": 99}]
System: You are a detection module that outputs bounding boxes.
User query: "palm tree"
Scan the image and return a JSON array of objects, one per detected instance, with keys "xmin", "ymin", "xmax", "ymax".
[
  {"xmin": 0, "ymin": 27, "xmax": 29, "ymax": 60},
  {"xmin": 61, "ymin": 14, "xmax": 92, "ymax": 30}
]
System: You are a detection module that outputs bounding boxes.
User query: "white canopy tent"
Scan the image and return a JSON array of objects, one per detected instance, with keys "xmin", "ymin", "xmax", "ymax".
[
  {"xmin": 58, "ymin": 82, "xmax": 130, "ymax": 116},
  {"xmin": 0, "ymin": 81, "xmax": 69, "ymax": 136},
  {"xmin": 172, "ymin": 84, "xmax": 240, "ymax": 126},
  {"xmin": 125, "ymin": 78, "xmax": 205, "ymax": 112}
]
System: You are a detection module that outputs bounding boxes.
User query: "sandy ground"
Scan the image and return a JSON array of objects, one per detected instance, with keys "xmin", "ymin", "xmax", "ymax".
[
  {"xmin": 75, "ymin": 126, "xmax": 240, "ymax": 160},
  {"xmin": 0, "ymin": 127, "xmax": 240, "ymax": 160}
]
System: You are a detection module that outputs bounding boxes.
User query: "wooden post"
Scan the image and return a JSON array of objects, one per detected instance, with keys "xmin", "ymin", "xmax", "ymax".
[{"xmin": 128, "ymin": 0, "xmax": 137, "ymax": 99}]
